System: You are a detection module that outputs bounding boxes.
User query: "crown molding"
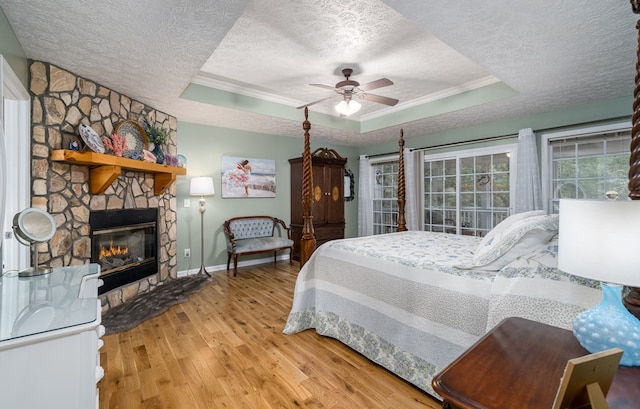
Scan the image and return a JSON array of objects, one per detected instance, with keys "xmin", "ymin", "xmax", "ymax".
[
  {"xmin": 360, "ymin": 76, "xmax": 501, "ymax": 121},
  {"xmin": 191, "ymin": 74, "xmax": 305, "ymax": 107},
  {"xmin": 191, "ymin": 73, "xmax": 502, "ymax": 124}
]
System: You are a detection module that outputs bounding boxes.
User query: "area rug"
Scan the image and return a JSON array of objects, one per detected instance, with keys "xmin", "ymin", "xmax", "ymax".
[{"xmin": 102, "ymin": 275, "xmax": 210, "ymax": 335}]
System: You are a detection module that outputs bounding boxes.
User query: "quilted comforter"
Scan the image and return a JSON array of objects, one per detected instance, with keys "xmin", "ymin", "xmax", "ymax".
[{"xmin": 283, "ymin": 231, "xmax": 600, "ymax": 397}]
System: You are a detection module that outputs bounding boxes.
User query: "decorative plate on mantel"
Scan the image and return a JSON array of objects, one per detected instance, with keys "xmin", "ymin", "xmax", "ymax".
[
  {"xmin": 79, "ymin": 124, "xmax": 105, "ymax": 154},
  {"xmin": 114, "ymin": 120, "xmax": 148, "ymax": 159}
]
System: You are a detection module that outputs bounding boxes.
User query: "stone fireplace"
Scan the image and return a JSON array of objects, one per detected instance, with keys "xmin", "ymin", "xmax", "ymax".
[{"xmin": 29, "ymin": 61, "xmax": 180, "ymax": 311}]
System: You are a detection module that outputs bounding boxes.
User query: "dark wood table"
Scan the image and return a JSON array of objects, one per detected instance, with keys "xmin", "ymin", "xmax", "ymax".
[{"xmin": 432, "ymin": 317, "xmax": 640, "ymax": 409}]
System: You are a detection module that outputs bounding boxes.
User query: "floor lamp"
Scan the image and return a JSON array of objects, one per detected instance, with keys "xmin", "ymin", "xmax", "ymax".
[{"xmin": 190, "ymin": 176, "xmax": 215, "ymax": 276}]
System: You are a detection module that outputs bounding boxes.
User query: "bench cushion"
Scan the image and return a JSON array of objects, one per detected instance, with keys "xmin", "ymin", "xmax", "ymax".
[
  {"xmin": 228, "ymin": 217, "xmax": 276, "ymax": 239},
  {"xmin": 229, "ymin": 237, "xmax": 294, "ymax": 253}
]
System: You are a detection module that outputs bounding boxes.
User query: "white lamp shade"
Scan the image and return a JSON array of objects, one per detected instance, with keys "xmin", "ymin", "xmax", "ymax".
[
  {"xmin": 335, "ymin": 99, "xmax": 361, "ymax": 116},
  {"xmin": 558, "ymin": 199, "xmax": 640, "ymax": 287},
  {"xmin": 190, "ymin": 177, "xmax": 215, "ymax": 196}
]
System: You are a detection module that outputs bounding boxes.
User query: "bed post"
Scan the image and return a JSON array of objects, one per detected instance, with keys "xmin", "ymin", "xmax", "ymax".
[
  {"xmin": 625, "ymin": 0, "xmax": 640, "ymax": 319},
  {"xmin": 300, "ymin": 108, "xmax": 317, "ymax": 267},
  {"xmin": 397, "ymin": 130, "xmax": 407, "ymax": 232}
]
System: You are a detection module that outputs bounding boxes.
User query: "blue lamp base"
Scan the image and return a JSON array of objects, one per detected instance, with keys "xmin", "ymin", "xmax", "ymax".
[{"xmin": 573, "ymin": 283, "xmax": 640, "ymax": 366}]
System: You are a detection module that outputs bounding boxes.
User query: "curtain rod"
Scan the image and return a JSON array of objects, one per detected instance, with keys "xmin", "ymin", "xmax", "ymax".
[
  {"xmin": 411, "ymin": 133, "xmax": 516, "ymax": 153},
  {"xmin": 363, "ymin": 132, "xmax": 516, "ymax": 159},
  {"xmin": 362, "ymin": 116, "xmax": 631, "ymax": 159}
]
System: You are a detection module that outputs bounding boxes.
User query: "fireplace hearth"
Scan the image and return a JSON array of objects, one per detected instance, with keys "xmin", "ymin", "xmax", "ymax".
[{"xmin": 90, "ymin": 208, "xmax": 158, "ymax": 294}]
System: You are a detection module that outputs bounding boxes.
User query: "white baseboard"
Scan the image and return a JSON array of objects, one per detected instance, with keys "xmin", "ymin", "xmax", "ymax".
[{"xmin": 177, "ymin": 254, "xmax": 291, "ymax": 277}]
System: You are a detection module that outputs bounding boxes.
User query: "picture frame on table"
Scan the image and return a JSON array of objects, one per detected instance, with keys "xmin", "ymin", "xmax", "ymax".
[{"xmin": 552, "ymin": 347, "xmax": 623, "ymax": 409}]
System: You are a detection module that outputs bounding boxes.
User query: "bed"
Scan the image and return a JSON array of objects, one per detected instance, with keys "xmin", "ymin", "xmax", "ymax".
[
  {"xmin": 283, "ymin": 109, "xmax": 609, "ymax": 398},
  {"xmin": 283, "ymin": 222, "xmax": 601, "ymax": 396}
]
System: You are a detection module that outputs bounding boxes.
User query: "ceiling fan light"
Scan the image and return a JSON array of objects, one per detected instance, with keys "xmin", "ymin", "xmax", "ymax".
[{"xmin": 335, "ymin": 100, "xmax": 361, "ymax": 116}]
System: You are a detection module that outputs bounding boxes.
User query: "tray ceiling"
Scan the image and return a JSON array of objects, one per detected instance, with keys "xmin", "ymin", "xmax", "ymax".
[{"xmin": 0, "ymin": 0, "xmax": 636, "ymax": 146}]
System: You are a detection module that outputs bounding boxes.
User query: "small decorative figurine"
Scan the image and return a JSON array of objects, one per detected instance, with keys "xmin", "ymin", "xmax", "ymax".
[{"xmin": 69, "ymin": 140, "xmax": 80, "ymax": 151}]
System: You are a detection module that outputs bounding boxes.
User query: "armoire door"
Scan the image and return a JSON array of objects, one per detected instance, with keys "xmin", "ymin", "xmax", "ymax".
[
  {"xmin": 324, "ymin": 164, "xmax": 344, "ymax": 223},
  {"xmin": 312, "ymin": 162, "xmax": 327, "ymax": 223}
]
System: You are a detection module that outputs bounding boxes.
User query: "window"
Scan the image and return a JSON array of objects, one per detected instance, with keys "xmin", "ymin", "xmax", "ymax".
[
  {"xmin": 423, "ymin": 158, "xmax": 457, "ymax": 234},
  {"xmin": 544, "ymin": 125, "xmax": 631, "ymax": 213},
  {"xmin": 372, "ymin": 160, "xmax": 399, "ymax": 234},
  {"xmin": 371, "ymin": 159, "xmax": 399, "ymax": 234},
  {"xmin": 424, "ymin": 147, "xmax": 515, "ymax": 237}
]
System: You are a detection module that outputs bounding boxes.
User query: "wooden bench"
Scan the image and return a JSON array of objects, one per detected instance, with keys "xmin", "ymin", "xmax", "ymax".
[{"xmin": 223, "ymin": 216, "xmax": 294, "ymax": 276}]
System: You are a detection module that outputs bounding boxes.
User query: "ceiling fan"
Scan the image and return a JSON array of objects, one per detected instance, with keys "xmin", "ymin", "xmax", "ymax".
[{"xmin": 297, "ymin": 68, "xmax": 399, "ymax": 115}]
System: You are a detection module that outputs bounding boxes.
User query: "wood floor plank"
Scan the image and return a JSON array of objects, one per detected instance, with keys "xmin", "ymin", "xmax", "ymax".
[
  {"xmin": 172, "ymin": 384, "xmax": 201, "ymax": 409},
  {"xmin": 152, "ymin": 329, "xmax": 188, "ymax": 387},
  {"xmin": 99, "ymin": 262, "xmax": 441, "ymax": 409}
]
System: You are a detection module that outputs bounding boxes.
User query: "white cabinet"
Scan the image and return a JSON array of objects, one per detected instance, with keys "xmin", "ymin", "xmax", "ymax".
[{"xmin": 0, "ymin": 264, "xmax": 103, "ymax": 409}]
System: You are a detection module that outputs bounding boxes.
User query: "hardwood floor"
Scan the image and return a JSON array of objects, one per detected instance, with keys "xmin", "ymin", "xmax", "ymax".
[{"xmin": 98, "ymin": 262, "xmax": 442, "ymax": 409}]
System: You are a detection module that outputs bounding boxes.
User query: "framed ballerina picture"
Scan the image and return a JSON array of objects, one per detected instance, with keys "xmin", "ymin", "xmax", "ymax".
[{"xmin": 221, "ymin": 156, "xmax": 276, "ymax": 198}]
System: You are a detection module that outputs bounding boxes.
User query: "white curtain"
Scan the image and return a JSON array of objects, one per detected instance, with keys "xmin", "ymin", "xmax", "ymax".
[
  {"xmin": 404, "ymin": 148, "xmax": 420, "ymax": 230},
  {"xmin": 358, "ymin": 154, "xmax": 373, "ymax": 236},
  {"xmin": 515, "ymin": 128, "xmax": 542, "ymax": 213}
]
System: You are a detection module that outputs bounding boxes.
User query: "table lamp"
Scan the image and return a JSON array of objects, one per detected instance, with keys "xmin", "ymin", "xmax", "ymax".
[
  {"xmin": 558, "ymin": 198, "xmax": 640, "ymax": 366},
  {"xmin": 190, "ymin": 176, "xmax": 215, "ymax": 276}
]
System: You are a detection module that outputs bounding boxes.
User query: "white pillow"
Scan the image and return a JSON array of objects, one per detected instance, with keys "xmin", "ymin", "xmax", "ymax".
[
  {"xmin": 476, "ymin": 210, "xmax": 545, "ymax": 252},
  {"xmin": 463, "ymin": 214, "xmax": 559, "ymax": 271}
]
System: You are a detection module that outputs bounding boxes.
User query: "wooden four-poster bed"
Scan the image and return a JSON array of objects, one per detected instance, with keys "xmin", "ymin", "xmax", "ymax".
[
  {"xmin": 286, "ymin": 109, "xmax": 597, "ymax": 397},
  {"xmin": 285, "ymin": 3, "xmax": 640, "ymax": 399}
]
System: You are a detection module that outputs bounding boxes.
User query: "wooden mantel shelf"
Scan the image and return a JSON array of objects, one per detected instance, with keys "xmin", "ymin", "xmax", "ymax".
[{"xmin": 51, "ymin": 150, "xmax": 187, "ymax": 195}]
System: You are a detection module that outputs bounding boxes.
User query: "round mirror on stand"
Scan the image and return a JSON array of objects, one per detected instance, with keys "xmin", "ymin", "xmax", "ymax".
[{"xmin": 12, "ymin": 207, "xmax": 57, "ymax": 277}]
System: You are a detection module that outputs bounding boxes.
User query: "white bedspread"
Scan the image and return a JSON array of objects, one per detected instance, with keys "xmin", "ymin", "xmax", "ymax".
[
  {"xmin": 487, "ymin": 239, "xmax": 601, "ymax": 330},
  {"xmin": 283, "ymin": 231, "xmax": 601, "ymax": 398}
]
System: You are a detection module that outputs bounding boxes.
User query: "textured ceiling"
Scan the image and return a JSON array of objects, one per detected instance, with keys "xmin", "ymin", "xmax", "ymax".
[{"xmin": 0, "ymin": 0, "xmax": 636, "ymax": 147}]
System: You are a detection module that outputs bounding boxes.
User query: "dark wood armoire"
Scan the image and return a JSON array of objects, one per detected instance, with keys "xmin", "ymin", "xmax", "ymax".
[{"xmin": 289, "ymin": 148, "xmax": 347, "ymax": 261}]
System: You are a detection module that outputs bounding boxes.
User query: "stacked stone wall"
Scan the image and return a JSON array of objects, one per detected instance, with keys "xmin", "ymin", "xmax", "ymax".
[{"xmin": 29, "ymin": 61, "xmax": 179, "ymax": 311}]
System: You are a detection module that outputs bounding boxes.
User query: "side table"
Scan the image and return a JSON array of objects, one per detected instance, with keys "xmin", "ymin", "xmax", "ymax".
[{"xmin": 432, "ymin": 317, "xmax": 640, "ymax": 409}]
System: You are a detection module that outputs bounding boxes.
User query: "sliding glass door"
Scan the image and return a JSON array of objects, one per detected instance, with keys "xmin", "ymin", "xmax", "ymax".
[{"xmin": 423, "ymin": 146, "xmax": 516, "ymax": 236}]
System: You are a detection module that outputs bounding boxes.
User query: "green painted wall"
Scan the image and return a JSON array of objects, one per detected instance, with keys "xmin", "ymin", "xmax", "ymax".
[
  {"xmin": 359, "ymin": 96, "xmax": 633, "ymax": 155},
  {"xmin": 175, "ymin": 122, "xmax": 359, "ymax": 273},
  {"xmin": 0, "ymin": 5, "xmax": 28, "ymax": 87}
]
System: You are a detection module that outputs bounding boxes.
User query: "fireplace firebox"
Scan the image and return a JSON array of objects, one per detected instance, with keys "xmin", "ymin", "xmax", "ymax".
[{"xmin": 90, "ymin": 208, "xmax": 158, "ymax": 294}]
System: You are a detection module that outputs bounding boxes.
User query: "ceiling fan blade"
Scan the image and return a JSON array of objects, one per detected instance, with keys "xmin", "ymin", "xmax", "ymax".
[
  {"xmin": 310, "ymin": 83, "xmax": 340, "ymax": 92},
  {"xmin": 296, "ymin": 95, "xmax": 335, "ymax": 109},
  {"xmin": 362, "ymin": 93, "xmax": 399, "ymax": 106},
  {"xmin": 358, "ymin": 78, "xmax": 393, "ymax": 92}
]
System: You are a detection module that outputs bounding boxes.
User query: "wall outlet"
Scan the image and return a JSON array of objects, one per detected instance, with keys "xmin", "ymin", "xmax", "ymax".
[
  {"xmin": 184, "ymin": 248, "xmax": 191, "ymax": 258},
  {"xmin": 184, "ymin": 199, "xmax": 190, "ymax": 208}
]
